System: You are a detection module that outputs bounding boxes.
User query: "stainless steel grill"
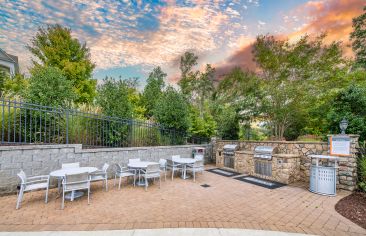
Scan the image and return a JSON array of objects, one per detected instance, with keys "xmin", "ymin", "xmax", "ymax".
[
  {"xmin": 254, "ymin": 146, "xmax": 276, "ymax": 160},
  {"xmin": 254, "ymin": 146, "xmax": 277, "ymax": 176},
  {"xmin": 223, "ymin": 144, "xmax": 238, "ymax": 168}
]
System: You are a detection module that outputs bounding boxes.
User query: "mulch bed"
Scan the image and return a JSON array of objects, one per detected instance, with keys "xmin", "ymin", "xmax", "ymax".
[{"xmin": 335, "ymin": 192, "xmax": 366, "ymax": 229}]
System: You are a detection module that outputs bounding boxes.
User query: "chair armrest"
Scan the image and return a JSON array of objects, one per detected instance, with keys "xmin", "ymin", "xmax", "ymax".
[
  {"xmin": 28, "ymin": 175, "xmax": 49, "ymax": 180},
  {"xmin": 62, "ymin": 179, "xmax": 90, "ymax": 185},
  {"xmin": 90, "ymin": 170, "xmax": 105, "ymax": 175}
]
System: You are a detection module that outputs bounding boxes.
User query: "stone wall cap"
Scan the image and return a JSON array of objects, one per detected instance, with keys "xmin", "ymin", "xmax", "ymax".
[
  {"xmin": 0, "ymin": 144, "xmax": 81, "ymax": 151},
  {"xmin": 219, "ymin": 140, "xmax": 327, "ymax": 145},
  {"xmin": 235, "ymin": 150, "xmax": 253, "ymax": 155},
  {"xmin": 0, "ymin": 143, "xmax": 208, "ymax": 153}
]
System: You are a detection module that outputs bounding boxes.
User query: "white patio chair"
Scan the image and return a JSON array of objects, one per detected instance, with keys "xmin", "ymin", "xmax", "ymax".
[
  {"xmin": 166, "ymin": 159, "xmax": 182, "ymax": 181},
  {"xmin": 62, "ymin": 172, "xmax": 90, "ymax": 209},
  {"xmin": 128, "ymin": 158, "xmax": 140, "ymax": 164},
  {"xmin": 141, "ymin": 163, "xmax": 161, "ymax": 191},
  {"xmin": 90, "ymin": 163, "xmax": 109, "ymax": 191},
  {"xmin": 16, "ymin": 170, "xmax": 50, "ymax": 209},
  {"xmin": 58, "ymin": 162, "xmax": 80, "ymax": 192},
  {"xmin": 159, "ymin": 159, "xmax": 167, "ymax": 181},
  {"xmin": 62, "ymin": 162, "xmax": 80, "ymax": 169},
  {"xmin": 187, "ymin": 160, "xmax": 204, "ymax": 182},
  {"xmin": 114, "ymin": 163, "xmax": 136, "ymax": 190}
]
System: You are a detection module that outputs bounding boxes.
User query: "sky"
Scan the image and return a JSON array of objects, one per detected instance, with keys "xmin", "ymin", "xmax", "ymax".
[{"xmin": 0, "ymin": 0, "xmax": 364, "ymax": 86}]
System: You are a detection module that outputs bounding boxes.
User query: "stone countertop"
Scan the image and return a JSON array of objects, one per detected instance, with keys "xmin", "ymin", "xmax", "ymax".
[
  {"xmin": 273, "ymin": 153, "xmax": 300, "ymax": 159},
  {"xmin": 234, "ymin": 151, "xmax": 300, "ymax": 159}
]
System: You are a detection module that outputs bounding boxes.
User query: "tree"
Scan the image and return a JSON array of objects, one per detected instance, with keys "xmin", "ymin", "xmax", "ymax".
[
  {"xmin": 125, "ymin": 77, "xmax": 146, "ymax": 120},
  {"xmin": 216, "ymin": 67, "xmax": 261, "ymax": 123},
  {"xmin": 25, "ymin": 66, "xmax": 76, "ymax": 107},
  {"xmin": 216, "ymin": 105, "xmax": 239, "ymax": 140},
  {"xmin": 96, "ymin": 77, "xmax": 132, "ymax": 119},
  {"xmin": 0, "ymin": 70, "xmax": 8, "ymax": 97},
  {"xmin": 141, "ymin": 67, "xmax": 166, "ymax": 118},
  {"xmin": 179, "ymin": 51, "xmax": 199, "ymax": 96},
  {"xmin": 153, "ymin": 87, "xmax": 189, "ymax": 132},
  {"xmin": 350, "ymin": 6, "xmax": 366, "ymax": 69},
  {"xmin": 188, "ymin": 104, "xmax": 216, "ymax": 138},
  {"xmin": 326, "ymin": 84, "xmax": 366, "ymax": 142},
  {"xmin": 252, "ymin": 34, "xmax": 346, "ymax": 140},
  {"xmin": 3, "ymin": 73, "xmax": 28, "ymax": 98},
  {"xmin": 27, "ymin": 24, "xmax": 96, "ymax": 103}
]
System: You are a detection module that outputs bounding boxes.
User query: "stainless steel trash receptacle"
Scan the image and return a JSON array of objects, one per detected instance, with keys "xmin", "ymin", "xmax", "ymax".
[{"xmin": 308, "ymin": 155, "xmax": 339, "ymax": 196}]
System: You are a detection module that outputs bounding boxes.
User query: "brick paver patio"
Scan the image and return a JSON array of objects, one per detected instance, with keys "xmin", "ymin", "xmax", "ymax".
[{"xmin": 0, "ymin": 167, "xmax": 365, "ymax": 236}]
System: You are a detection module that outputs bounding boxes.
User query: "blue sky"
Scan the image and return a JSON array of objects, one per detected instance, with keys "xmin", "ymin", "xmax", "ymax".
[{"xmin": 0, "ymin": 0, "xmax": 363, "ymax": 86}]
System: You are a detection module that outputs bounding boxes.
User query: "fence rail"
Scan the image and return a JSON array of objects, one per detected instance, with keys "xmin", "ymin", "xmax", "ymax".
[{"xmin": 0, "ymin": 99, "xmax": 209, "ymax": 148}]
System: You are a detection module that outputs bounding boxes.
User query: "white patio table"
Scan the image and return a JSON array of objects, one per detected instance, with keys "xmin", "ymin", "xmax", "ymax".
[
  {"xmin": 173, "ymin": 158, "xmax": 196, "ymax": 179},
  {"xmin": 50, "ymin": 167, "xmax": 97, "ymax": 200},
  {"xmin": 128, "ymin": 161, "xmax": 158, "ymax": 186}
]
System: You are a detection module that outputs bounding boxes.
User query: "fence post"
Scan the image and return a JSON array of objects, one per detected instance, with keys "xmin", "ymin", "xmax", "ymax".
[{"xmin": 66, "ymin": 109, "xmax": 69, "ymax": 144}]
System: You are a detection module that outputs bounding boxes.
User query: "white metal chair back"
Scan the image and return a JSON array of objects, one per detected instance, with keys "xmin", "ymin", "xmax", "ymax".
[
  {"xmin": 194, "ymin": 160, "xmax": 204, "ymax": 168},
  {"xmin": 102, "ymin": 163, "xmax": 109, "ymax": 172},
  {"xmin": 172, "ymin": 155, "xmax": 181, "ymax": 162},
  {"xmin": 159, "ymin": 159, "xmax": 167, "ymax": 168},
  {"xmin": 62, "ymin": 162, "xmax": 80, "ymax": 169},
  {"xmin": 64, "ymin": 172, "xmax": 89, "ymax": 191},
  {"xmin": 146, "ymin": 163, "xmax": 160, "ymax": 173},
  {"xmin": 194, "ymin": 154, "xmax": 204, "ymax": 161},
  {"xmin": 166, "ymin": 159, "xmax": 174, "ymax": 167},
  {"xmin": 115, "ymin": 163, "xmax": 123, "ymax": 173},
  {"xmin": 17, "ymin": 170, "xmax": 27, "ymax": 184},
  {"xmin": 129, "ymin": 158, "xmax": 140, "ymax": 164}
]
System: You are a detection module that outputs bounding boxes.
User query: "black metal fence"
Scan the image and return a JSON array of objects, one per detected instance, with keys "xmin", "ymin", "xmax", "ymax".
[{"xmin": 0, "ymin": 99, "xmax": 209, "ymax": 148}]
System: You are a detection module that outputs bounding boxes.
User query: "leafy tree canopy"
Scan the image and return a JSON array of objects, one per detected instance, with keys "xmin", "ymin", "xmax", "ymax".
[
  {"xmin": 141, "ymin": 67, "xmax": 166, "ymax": 118},
  {"xmin": 27, "ymin": 24, "xmax": 96, "ymax": 103},
  {"xmin": 25, "ymin": 66, "xmax": 76, "ymax": 107},
  {"xmin": 153, "ymin": 86, "xmax": 189, "ymax": 132},
  {"xmin": 96, "ymin": 77, "xmax": 132, "ymax": 119},
  {"xmin": 326, "ymin": 84, "xmax": 366, "ymax": 142},
  {"xmin": 350, "ymin": 6, "xmax": 366, "ymax": 69}
]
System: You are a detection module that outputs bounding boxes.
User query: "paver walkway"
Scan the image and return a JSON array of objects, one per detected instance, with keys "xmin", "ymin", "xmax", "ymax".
[{"xmin": 0, "ymin": 167, "xmax": 365, "ymax": 236}]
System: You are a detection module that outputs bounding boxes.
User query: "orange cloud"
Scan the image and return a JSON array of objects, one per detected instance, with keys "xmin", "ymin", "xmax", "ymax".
[
  {"xmin": 215, "ymin": 0, "xmax": 365, "ymax": 79},
  {"xmin": 288, "ymin": 0, "xmax": 365, "ymax": 56}
]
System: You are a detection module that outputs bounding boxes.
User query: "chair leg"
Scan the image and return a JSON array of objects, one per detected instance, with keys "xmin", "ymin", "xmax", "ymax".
[
  {"xmin": 164, "ymin": 169, "xmax": 167, "ymax": 181},
  {"xmin": 133, "ymin": 175, "xmax": 136, "ymax": 187},
  {"xmin": 118, "ymin": 176, "xmax": 122, "ymax": 190},
  {"xmin": 159, "ymin": 176, "xmax": 161, "ymax": 189},
  {"xmin": 105, "ymin": 178, "xmax": 108, "ymax": 191},
  {"xmin": 171, "ymin": 169, "xmax": 174, "ymax": 181},
  {"xmin": 45, "ymin": 186, "xmax": 49, "ymax": 203},
  {"xmin": 145, "ymin": 177, "xmax": 148, "ymax": 191},
  {"xmin": 16, "ymin": 187, "xmax": 24, "ymax": 210},
  {"xmin": 61, "ymin": 190, "xmax": 65, "ymax": 210},
  {"xmin": 87, "ymin": 187, "xmax": 90, "ymax": 205},
  {"xmin": 193, "ymin": 171, "xmax": 196, "ymax": 182},
  {"xmin": 114, "ymin": 174, "xmax": 116, "ymax": 187}
]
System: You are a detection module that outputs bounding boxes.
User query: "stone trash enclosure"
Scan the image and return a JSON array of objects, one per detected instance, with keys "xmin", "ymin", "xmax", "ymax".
[
  {"xmin": 215, "ymin": 135, "xmax": 359, "ymax": 191},
  {"xmin": 0, "ymin": 143, "xmax": 211, "ymax": 194}
]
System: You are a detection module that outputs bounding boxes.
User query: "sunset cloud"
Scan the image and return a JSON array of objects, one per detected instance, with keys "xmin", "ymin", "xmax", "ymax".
[{"xmin": 214, "ymin": 0, "xmax": 365, "ymax": 79}]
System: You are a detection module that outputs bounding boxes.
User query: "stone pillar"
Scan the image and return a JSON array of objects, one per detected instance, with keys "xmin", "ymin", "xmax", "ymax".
[{"xmin": 328, "ymin": 134, "xmax": 359, "ymax": 191}]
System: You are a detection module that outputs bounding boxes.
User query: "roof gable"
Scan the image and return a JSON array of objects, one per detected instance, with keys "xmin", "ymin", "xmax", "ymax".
[{"xmin": 0, "ymin": 48, "xmax": 16, "ymax": 63}]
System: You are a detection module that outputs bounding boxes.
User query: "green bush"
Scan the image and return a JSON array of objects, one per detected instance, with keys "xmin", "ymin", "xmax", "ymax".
[{"xmin": 358, "ymin": 157, "xmax": 366, "ymax": 192}]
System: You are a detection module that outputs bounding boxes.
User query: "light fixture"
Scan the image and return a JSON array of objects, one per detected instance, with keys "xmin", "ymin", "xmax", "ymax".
[{"xmin": 339, "ymin": 118, "xmax": 348, "ymax": 135}]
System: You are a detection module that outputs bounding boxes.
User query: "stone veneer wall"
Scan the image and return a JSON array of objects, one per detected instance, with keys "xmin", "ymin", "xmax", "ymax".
[
  {"xmin": 0, "ymin": 144, "xmax": 209, "ymax": 194},
  {"xmin": 216, "ymin": 135, "xmax": 359, "ymax": 191}
]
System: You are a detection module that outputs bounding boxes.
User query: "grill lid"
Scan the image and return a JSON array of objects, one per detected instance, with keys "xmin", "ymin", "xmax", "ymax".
[
  {"xmin": 254, "ymin": 146, "xmax": 275, "ymax": 160},
  {"xmin": 223, "ymin": 144, "xmax": 238, "ymax": 150}
]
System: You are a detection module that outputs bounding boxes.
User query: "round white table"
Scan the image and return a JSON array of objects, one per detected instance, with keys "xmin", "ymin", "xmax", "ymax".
[
  {"xmin": 50, "ymin": 167, "xmax": 98, "ymax": 200},
  {"xmin": 173, "ymin": 158, "xmax": 196, "ymax": 179},
  {"xmin": 128, "ymin": 161, "xmax": 158, "ymax": 186}
]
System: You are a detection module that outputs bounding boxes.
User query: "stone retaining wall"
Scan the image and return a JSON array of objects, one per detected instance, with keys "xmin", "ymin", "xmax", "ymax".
[
  {"xmin": 0, "ymin": 144, "xmax": 210, "ymax": 194},
  {"xmin": 216, "ymin": 135, "xmax": 359, "ymax": 191}
]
